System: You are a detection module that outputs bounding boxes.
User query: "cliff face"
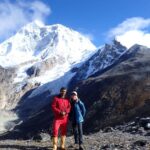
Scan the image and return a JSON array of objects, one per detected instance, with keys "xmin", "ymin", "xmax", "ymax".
[
  {"xmin": 75, "ymin": 45, "xmax": 150, "ymax": 132},
  {"xmin": 0, "ymin": 66, "xmax": 16, "ymax": 109}
]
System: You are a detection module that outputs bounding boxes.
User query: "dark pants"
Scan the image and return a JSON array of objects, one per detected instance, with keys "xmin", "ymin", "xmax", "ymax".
[{"xmin": 72, "ymin": 122, "xmax": 83, "ymax": 145}]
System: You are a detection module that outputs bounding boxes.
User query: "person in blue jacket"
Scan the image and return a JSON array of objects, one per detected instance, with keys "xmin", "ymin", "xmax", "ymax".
[{"xmin": 70, "ymin": 91, "xmax": 86, "ymax": 150}]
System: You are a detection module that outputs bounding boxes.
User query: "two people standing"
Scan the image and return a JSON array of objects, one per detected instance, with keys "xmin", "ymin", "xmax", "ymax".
[{"xmin": 51, "ymin": 87, "xmax": 86, "ymax": 150}]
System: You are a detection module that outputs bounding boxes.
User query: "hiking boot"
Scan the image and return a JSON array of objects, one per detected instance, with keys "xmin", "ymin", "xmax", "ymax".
[
  {"xmin": 52, "ymin": 137, "xmax": 58, "ymax": 150},
  {"xmin": 60, "ymin": 136, "xmax": 66, "ymax": 150}
]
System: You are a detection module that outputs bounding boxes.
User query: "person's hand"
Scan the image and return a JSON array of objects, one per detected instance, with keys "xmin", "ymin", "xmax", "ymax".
[{"xmin": 60, "ymin": 111, "xmax": 66, "ymax": 116}]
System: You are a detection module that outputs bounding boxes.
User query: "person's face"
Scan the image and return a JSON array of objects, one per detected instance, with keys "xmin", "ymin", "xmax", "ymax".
[
  {"xmin": 71, "ymin": 94, "xmax": 78, "ymax": 101},
  {"xmin": 60, "ymin": 89, "xmax": 67, "ymax": 97}
]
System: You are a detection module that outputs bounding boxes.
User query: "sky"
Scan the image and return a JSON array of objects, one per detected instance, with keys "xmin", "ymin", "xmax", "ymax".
[{"xmin": 0, "ymin": 0, "xmax": 150, "ymax": 48}]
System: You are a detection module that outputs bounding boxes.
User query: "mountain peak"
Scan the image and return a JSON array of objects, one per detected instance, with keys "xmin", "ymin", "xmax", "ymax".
[
  {"xmin": 0, "ymin": 21, "xmax": 96, "ymax": 67},
  {"xmin": 24, "ymin": 22, "xmax": 71, "ymax": 32},
  {"xmin": 48, "ymin": 24, "xmax": 68, "ymax": 29},
  {"xmin": 25, "ymin": 20, "xmax": 44, "ymax": 28},
  {"xmin": 18, "ymin": 20, "xmax": 45, "ymax": 34},
  {"xmin": 31, "ymin": 20, "xmax": 44, "ymax": 27}
]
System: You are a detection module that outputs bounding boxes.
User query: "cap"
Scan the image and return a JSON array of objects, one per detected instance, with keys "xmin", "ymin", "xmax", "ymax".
[{"xmin": 71, "ymin": 91, "xmax": 78, "ymax": 96}]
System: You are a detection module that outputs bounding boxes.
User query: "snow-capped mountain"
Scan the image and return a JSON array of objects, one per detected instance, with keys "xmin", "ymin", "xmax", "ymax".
[
  {"xmin": 0, "ymin": 20, "xmax": 96, "ymax": 133},
  {"xmin": 70, "ymin": 40, "xmax": 127, "ymax": 84},
  {"xmin": 0, "ymin": 20, "xmax": 97, "ymax": 103},
  {"xmin": 0, "ymin": 20, "xmax": 96, "ymax": 68},
  {"xmin": 0, "ymin": 20, "xmax": 97, "ymax": 94}
]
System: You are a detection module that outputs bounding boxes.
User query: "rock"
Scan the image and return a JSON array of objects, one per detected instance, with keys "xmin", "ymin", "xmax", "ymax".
[
  {"xmin": 0, "ymin": 66, "xmax": 16, "ymax": 109},
  {"xmin": 139, "ymin": 118, "xmax": 150, "ymax": 130},
  {"xmin": 103, "ymin": 127, "xmax": 114, "ymax": 133},
  {"xmin": 144, "ymin": 131, "xmax": 150, "ymax": 136},
  {"xmin": 71, "ymin": 67, "xmax": 79, "ymax": 73},
  {"xmin": 136, "ymin": 127, "xmax": 146, "ymax": 135},
  {"xmin": 32, "ymin": 132, "xmax": 51, "ymax": 142},
  {"xmin": 32, "ymin": 134, "xmax": 42, "ymax": 141},
  {"xmin": 26, "ymin": 66, "xmax": 40, "ymax": 77},
  {"xmin": 26, "ymin": 56, "xmax": 65, "ymax": 77},
  {"xmin": 101, "ymin": 144, "xmax": 124, "ymax": 149},
  {"xmin": 146, "ymin": 123, "xmax": 150, "ymax": 129},
  {"xmin": 133, "ymin": 140, "xmax": 147, "ymax": 147},
  {"xmin": 101, "ymin": 144, "xmax": 110, "ymax": 149},
  {"xmin": 39, "ymin": 132, "xmax": 51, "ymax": 142},
  {"xmin": 128, "ymin": 126, "xmax": 139, "ymax": 134}
]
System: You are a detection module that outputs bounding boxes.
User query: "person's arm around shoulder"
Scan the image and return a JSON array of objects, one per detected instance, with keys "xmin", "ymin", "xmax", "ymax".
[
  {"xmin": 66, "ymin": 98, "xmax": 71, "ymax": 114},
  {"xmin": 69, "ymin": 99, "xmax": 74, "ymax": 120},
  {"xmin": 79, "ymin": 100, "xmax": 86, "ymax": 117}
]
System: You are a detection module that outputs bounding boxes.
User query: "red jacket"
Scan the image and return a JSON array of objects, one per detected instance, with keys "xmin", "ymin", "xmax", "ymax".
[{"xmin": 51, "ymin": 96, "xmax": 71, "ymax": 119}]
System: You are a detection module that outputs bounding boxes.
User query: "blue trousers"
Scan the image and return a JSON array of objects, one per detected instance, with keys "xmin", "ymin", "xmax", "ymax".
[{"xmin": 72, "ymin": 122, "xmax": 83, "ymax": 145}]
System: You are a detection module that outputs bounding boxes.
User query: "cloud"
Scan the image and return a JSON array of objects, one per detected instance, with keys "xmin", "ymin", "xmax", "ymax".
[
  {"xmin": 0, "ymin": 0, "xmax": 51, "ymax": 42},
  {"xmin": 83, "ymin": 33, "xmax": 94, "ymax": 42},
  {"xmin": 77, "ymin": 27, "xmax": 95, "ymax": 42},
  {"xmin": 108, "ymin": 17, "xmax": 150, "ymax": 48}
]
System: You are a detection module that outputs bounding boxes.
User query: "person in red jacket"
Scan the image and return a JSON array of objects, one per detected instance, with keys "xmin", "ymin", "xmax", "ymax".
[{"xmin": 51, "ymin": 87, "xmax": 71, "ymax": 150}]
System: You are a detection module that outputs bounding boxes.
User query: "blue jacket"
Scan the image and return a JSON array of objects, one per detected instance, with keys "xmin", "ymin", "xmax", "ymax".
[{"xmin": 70, "ymin": 99, "xmax": 86, "ymax": 123}]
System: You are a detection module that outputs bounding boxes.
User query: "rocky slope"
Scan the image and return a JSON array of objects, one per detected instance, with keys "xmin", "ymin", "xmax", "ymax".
[
  {"xmin": 0, "ymin": 128, "xmax": 150, "ymax": 150},
  {"xmin": 73, "ymin": 44, "xmax": 150, "ymax": 132}
]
